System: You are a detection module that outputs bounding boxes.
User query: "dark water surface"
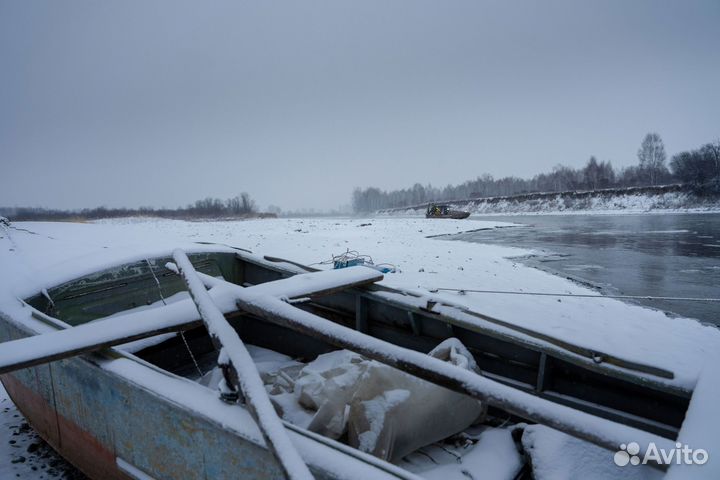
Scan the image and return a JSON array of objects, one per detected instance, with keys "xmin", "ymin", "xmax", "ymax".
[{"xmin": 450, "ymin": 214, "xmax": 720, "ymax": 324}]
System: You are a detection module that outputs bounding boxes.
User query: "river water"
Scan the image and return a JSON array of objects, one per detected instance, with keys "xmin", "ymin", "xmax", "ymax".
[{"xmin": 450, "ymin": 213, "xmax": 720, "ymax": 325}]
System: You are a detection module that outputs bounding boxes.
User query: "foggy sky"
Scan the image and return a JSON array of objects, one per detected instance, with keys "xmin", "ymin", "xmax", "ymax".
[{"xmin": 1, "ymin": 1, "xmax": 719, "ymax": 212}]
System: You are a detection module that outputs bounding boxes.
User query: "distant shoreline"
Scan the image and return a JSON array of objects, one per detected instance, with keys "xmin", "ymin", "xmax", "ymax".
[
  {"xmin": 466, "ymin": 209, "xmax": 720, "ymax": 217},
  {"xmin": 377, "ymin": 184, "xmax": 720, "ymax": 217},
  {"xmin": 382, "ymin": 208, "xmax": 720, "ymax": 218}
]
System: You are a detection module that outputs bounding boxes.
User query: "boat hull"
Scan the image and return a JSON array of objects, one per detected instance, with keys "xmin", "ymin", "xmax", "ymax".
[
  {"xmin": 425, "ymin": 211, "xmax": 470, "ymax": 219},
  {"xmin": 1, "ymin": 371, "xmax": 127, "ymax": 479},
  {"xmin": 0, "ymin": 314, "xmax": 298, "ymax": 480}
]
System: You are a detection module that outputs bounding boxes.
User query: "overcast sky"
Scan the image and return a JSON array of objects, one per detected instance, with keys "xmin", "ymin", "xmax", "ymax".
[{"xmin": 1, "ymin": 1, "xmax": 719, "ymax": 211}]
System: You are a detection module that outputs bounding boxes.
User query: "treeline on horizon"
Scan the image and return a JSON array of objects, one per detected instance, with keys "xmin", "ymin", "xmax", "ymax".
[
  {"xmin": 1, "ymin": 193, "xmax": 266, "ymax": 222},
  {"xmin": 352, "ymin": 134, "xmax": 720, "ymax": 212}
]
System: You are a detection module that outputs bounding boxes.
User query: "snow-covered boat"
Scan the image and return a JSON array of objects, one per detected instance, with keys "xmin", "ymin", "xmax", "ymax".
[
  {"xmin": 425, "ymin": 204, "xmax": 471, "ymax": 219},
  {"xmin": 0, "ymin": 247, "xmax": 697, "ymax": 479}
]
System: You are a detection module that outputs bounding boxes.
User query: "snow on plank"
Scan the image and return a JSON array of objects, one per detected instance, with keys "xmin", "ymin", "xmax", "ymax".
[
  {"xmin": 165, "ymin": 260, "xmax": 383, "ymax": 300},
  {"xmin": 0, "ymin": 261, "xmax": 382, "ymax": 376},
  {"xmin": 173, "ymin": 249, "xmax": 314, "ymax": 480},
  {"xmin": 0, "ymin": 298, "xmax": 205, "ymax": 375}
]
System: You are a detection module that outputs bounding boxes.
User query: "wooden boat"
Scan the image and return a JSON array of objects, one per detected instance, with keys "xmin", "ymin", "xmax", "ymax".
[
  {"xmin": 425, "ymin": 204, "xmax": 470, "ymax": 219},
  {"xmin": 0, "ymin": 247, "xmax": 697, "ymax": 479}
]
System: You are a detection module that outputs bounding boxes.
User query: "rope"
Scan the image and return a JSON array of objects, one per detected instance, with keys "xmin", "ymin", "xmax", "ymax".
[
  {"xmin": 145, "ymin": 258, "xmax": 203, "ymax": 377},
  {"xmin": 309, "ymin": 248, "xmax": 399, "ymax": 272},
  {"xmin": 308, "ymin": 249, "xmax": 374, "ymax": 267},
  {"xmin": 429, "ymin": 287, "xmax": 720, "ymax": 303},
  {"xmin": 41, "ymin": 289, "xmax": 55, "ymax": 314}
]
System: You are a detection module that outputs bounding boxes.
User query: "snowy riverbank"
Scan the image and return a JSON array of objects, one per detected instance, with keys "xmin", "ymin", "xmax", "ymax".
[
  {"xmin": 378, "ymin": 185, "xmax": 720, "ymax": 217},
  {"xmin": 1, "ymin": 217, "xmax": 718, "ymax": 478}
]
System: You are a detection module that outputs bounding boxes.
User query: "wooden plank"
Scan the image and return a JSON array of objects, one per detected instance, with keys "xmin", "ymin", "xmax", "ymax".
[
  {"xmin": 235, "ymin": 266, "xmax": 383, "ymax": 299},
  {"xmin": 173, "ymin": 249, "xmax": 313, "ymax": 480},
  {"xmin": 169, "ymin": 262, "xmax": 382, "ymax": 301},
  {"xmin": 0, "ymin": 263, "xmax": 383, "ymax": 377},
  {"xmin": 0, "ymin": 308, "xmax": 203, "ymax": 376}
]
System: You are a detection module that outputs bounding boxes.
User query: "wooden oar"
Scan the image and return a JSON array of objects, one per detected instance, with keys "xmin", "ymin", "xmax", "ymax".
[{"xmin": 173, "ymin": 249, "xmax": 314, "ymax": 480}]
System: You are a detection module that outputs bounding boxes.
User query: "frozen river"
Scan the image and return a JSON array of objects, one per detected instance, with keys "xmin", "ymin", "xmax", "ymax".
[{"xmin": 452, "ymin": 213, "xmax": 720, "ymax": 324}]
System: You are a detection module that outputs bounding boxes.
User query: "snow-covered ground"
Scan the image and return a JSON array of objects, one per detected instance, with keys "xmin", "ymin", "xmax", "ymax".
[
  {"xmin": 1, "ymin": 217, "xmax": 719, "ymax": 478},
  {"xmin": 1, "ymin": 381, "xmax": 87, "ymax": 479}
]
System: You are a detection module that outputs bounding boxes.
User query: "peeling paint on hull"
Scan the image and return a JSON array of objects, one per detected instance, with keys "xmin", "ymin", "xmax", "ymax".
[
  {"xmin": 2, "ymin": 372, "xmax": 127, "ymax": 479},
  {"xmin": 0, "ymin": 316, "xmax": 289, "ymax": 480}
]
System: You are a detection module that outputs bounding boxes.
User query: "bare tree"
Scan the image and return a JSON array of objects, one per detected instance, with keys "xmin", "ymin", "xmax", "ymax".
[
  {"xmin": 701, "ymin": 140, "xmax": 720, "ymax": 187},
  {"xmin": 597, "ymin": 160, "xmax": 615, "ymax": 188},
  {"xmin": 583, "ymin": 156, "xmax": 600, "ymax": 190},
  {"xmin": 240, "ymin": 192, "xmax": 256, "ymax": 213},
  {"xmin": 637, "ymin": 133, "xmax": 668, "ymax": 185},
  {"xmin": 671, "ymin": 141, "xmax": 720, "ymax": 192}
]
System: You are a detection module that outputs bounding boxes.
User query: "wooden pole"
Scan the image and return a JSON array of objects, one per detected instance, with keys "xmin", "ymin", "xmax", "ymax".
[{"xmin": 173, "ymin": 250, "xmax": 314, "ymax": 480}]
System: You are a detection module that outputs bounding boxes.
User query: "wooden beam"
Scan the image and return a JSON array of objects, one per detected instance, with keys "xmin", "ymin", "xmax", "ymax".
[
  {"xmin": 0, "ymin": 309, "xmax": 203, "ymax": 376},
  {"xmin": 173, "ymin": 249, "xmax": 313, "ymax": 480},
  {"xmin": 167, "ymin": 261, "xmax": 383, "ymax": 301},
  {"xmin": 0, "ymin": 264, "xmax": 383, "ymax": 378}
]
